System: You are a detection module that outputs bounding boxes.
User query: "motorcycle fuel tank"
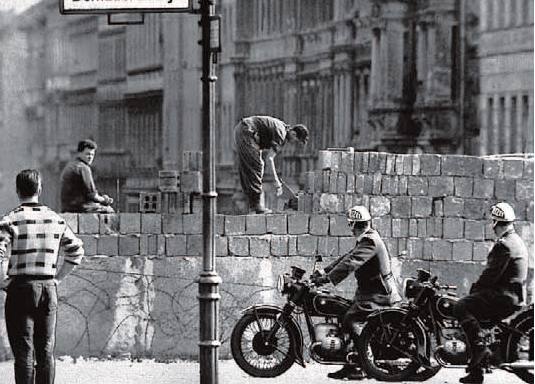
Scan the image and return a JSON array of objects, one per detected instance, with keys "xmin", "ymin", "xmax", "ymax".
[
  {"xmin": 436, "ymin": 296, "xmax": 459, "ymax": 319},
  {"xmin": 312, "ymin": 294, "xmax": 351, "ymax": 316}
]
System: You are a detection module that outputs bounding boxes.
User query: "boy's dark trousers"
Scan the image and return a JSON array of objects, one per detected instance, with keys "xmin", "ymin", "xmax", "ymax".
[{"xmin": 5, "ymin": 277, "xmax": 57, "ymax": 384}]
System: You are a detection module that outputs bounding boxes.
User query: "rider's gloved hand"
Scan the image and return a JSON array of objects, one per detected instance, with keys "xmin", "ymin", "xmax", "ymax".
[{"xmin": 311, "ymin": 274, "xmax": 330, "ymax": 286}]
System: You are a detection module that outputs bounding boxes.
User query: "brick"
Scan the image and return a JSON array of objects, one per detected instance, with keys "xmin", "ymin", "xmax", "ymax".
[
  {"xmin": 330, "ymin": 215, "xmax": 352, "ymax": 236},
  {"xmin": 97, "ymin": 235, "xmax": 119, "ymax": 255},
  {"xmin": 484, "ymin": 222, "xmax": 494, "ymax": 240},
  {"xmin": 454, "ymin": 177, "xmax": 474, "ymax": 197},
  {"xmin": 412, "ymin": 197, "xmax": 433, "ymax": 218},
  {"xmin": 483, "ymin": 159, "xmax": 503, "ymax": 179},
  {"xmin": 391, "ymin": 197, "xmax": 411, "ymax": 218},
  {"xmin": 187, "ymin": 234, "xmax": 203, "ymax": 256},
  {"xmin": 322, "ymin": 170, "xmax": 331, "ymax": 192},
  {"xmin": 264, "ymin": 215, "xmax": 285, "ymax": 234},
  {"xmin": 245, "ymin": 215, "xmax": 267, "ymax": 235},
  {"xmin": 337, "ymin": 173, "xmax": 347, "ymax": 193},
  {"xmin": 250, "ymin": 236, "xmax": 270, "ymax": 257},
  {"xmin": 423, "ymin": 240, "xmax": 433, "ymax": 260},
  {"xmin": 313, "ymin": 171, "xmax": 323, "ymax": 193},
  {"xmin": 119, "ymin": 235, "xmax": 140, "ymax": 256},
  {"xmin": 395, "ymin": 155, "xmax": 405, "ymax": 175},
  {"xmin": 355, "ymin": 175, "xmax": 365, "ymax": 195},
  {"xmin": 216, "ymin": 215, "xmax": 225, "ymax": 235},
  {"xmin": 503, "ymin": 159, "xmax": 524, "ymax": 179},
  {"xmin": 443, "ymin": 218, "xmax": 464, "ymax": 239},
  {"xmin": 180, "ymin": 171, "xmax": 202, "ymax": 193},
  {"xmin": 78, "ymin": 235, "xmax": 97, "ymax": 256},
  {"xmin": 398, "ymin": 176, "xmax": 408, "ymax": 195},
  {"xmin": 99, "ymin": 214, "xmax": 118, "ymax": 234},
  {"xmin": 141, "ymin": 214, "xmax": 162, "ymax": 234},
  {"xmin": 310, "ymin": 215, "xmax": 329, "ymax": 235},
  {"xmin": 329, "ymin": 171, "xmax": 338, "ymax": 193},
  {"xmin": 296, "ymin": 235, "xmax": 318, "ymax": 256},
  {"xmin": 372, "ymin": 217, "xmax": 392, "ymax": 237},
  {"xmin": 384, "ymin": 238, "xmax": 398, "ymax": 258},
  {"xmin": 392, "ymin": 219, "xmax": 409, "ymax": 238},
  {"xmin": 509, "ymin": 201, "xmax": 527, "ymax": 221},
  {"xmin": 318, "ymin": 150, "xmax": 332, "ymax": 170},
  {"xmin": 225, "ymin": 216, "xmax": 246, "ymax": 235},
  {"xmin": 216, "ymin": 235, "xmax": 228, "ymax": 256},
  {"xmin": 427, "ymin": 217, "xmax": 443, "ymax": 238},
  {"xmin": 463, "ymin": 199, "xmax": 487, "ymax": 220},
  {"xmin": 304, "ymin": 171, "xmax": 315, "ymax": 193},
  {"xmin": 442, "ymin": 156, "xmax": 482, "ymax": 177},
  {"xmin": 385, "ymin": 154, "xmax": 396, "ymax": 174},
  {"xmin": 452, "ymin": 241, "xmax": 472, "ymax": 261},
  {"xmin": 61, "ymin": 213, "xmax": 78, "ymax": 233},
  {"xmin": 182, "ymin": 213, "xmax": 202, "ymax": 234},
  {"xmin": 317, "ymin": 236, "xmax": 339, "ymax": 257},
  {"xmin": 165, "ymin": 235, "xmax": 187, "ymax": 256},
  {"xmin": 473, "ymin": 242, "xmax": 492, "ymax": 261},
  {"xmin": 464, "ymin": 220, "xmax": 485, "ymax": 240},
  {"xmin": 346, "ymin": 174, "xmax": 355, "ymax": 193},
  {"xmin": 409, "ymin": 219, "xmax": 418, "ymax": 237},
  {"xmin": 524, "ymin": 161, "xmax": 534, "ymax": 179},
  {"xmin": 412, "ymin": 156, "xmax": 421, "ymax": 175},
  {"xmin": 398, "ymin": 238, "xmax": 407, "ymax": 256},
  {"xmin": 288, "ymin": 236, "xmax": 298, "ymax": 255},
  {"xmin": 370, "ymin": 196, "xmax": 390, "ymax": 217},
  {"xmin": 362, "ymin": 174, "xmax": 374, "ymax": 194},
  {"xmin": 378, "ymin": 152, "xmax": 388, "ymax": 173},
  {"xmin": 417, "ymin": 219, "xmax": 427, "ymax": 237},
  {"xmin": 339, "ymin": 237, "xmax": 356, "ymax": 255},
  {"xmin": 270, "ymin": 236, "xmax": 289, "ymax": 256},
  {"xmin": 341, "ymin": 150, "xmax": 355, "ymax": 173},
  {"xmin": 319, "ymin": 194, "xmax": 342, "ymax": 213},
  {"xmin": 516, "ymin": 180, "xmax": 534, "ymax": 201},
  {"xmin": 368, "ymin": 152, "xmax": 380, "ymax": 173},
  {"xmin": 428, "ymin": 177, "xmax": 454, "ymax": 197},
  {"xmin": 433, "ymin": 199, "xmax": 444, "ymax": 216},
  {"xmin": 403, "ymin": 155, "xmax": 413, "ymax": 175},
  {"xmin": 360, "ymin": 152, "xmax": 369, "ymax": 173},
  {"xmin": 331, "ymin": 151, "xmax": 342, "ymax": 171},
  {"xmin": 407, "ymin": 238, "xmax": 424, "ymax": 259},
  {"xmin": 146, "ymin": 235, "xmax": 165, "ymax": 255},
  {"xmin": 419, "ymin": 154, "xmax": 442, "ymax": 175},
  {"xmin": 162, "ymin": 214, "xmax": 183, "ymax": 234},
  {"xmin": 79, "ymin": 214, "xmax": 100, "ymax": 234},
  {"xmin": 381, "ymin": 176, "xmax": 396, "ymax": 195},
  {"xmin": 443, "ymin": 196, "xmax": 464, "ymax": 216},
  {"xmin": 288, "ymin": 214, "xmax": 309, "ymax": 234},
  {"xmin": 353, "ymin": 152, "xmax": 362, "ymax": 173},
  {"xmin": 372, "ymin": 174, "xmax": 382, "ymax": 194},
  {"xmin": 432, "ymin": 240, "xmax": 452, "ymax": 260},
  {"xmin": 408, "ymin": 176, "xmax": 428, "ymax": 195},
  {"xmin": 472, "ymin": 179, "xmax": 494, "ymax": 199}
]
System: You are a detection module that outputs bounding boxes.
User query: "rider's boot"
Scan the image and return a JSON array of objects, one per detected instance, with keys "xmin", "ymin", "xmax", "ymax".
[
  {"xmin": 327, "ymin": 364, "xmax": 365, "ymax": 380},
  {"xmin": 459, "ymin": 367, "xmax": 484, "ymax": 384}
]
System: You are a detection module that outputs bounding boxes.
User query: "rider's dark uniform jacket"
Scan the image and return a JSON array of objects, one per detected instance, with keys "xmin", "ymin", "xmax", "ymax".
[
  {"xmin": 471, "ymin": 228, "xmax": 528, "ymax": 304},
  {"xmin": 323, "ymin": 228, "xmax": 396, "ymax": 304}
]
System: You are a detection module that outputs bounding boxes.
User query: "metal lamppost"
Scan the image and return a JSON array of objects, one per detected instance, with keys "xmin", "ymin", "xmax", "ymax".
[{"xmin": 198, "ymin": 0, "xmax": 221, "ymax": 383}]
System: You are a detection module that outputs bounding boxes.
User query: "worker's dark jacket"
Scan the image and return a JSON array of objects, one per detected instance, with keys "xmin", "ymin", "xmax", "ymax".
[
  {"xmin": 471, "ymin": 228, "xmax": 528, "ymax": 304},
  {"xmin": 324, "ymin": 228, "xmax": 399, "ymax": 305}
]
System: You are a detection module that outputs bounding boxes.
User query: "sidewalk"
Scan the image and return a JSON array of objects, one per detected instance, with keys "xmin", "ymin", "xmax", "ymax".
[{"xmin": 0, "ymin": 358, "xmax": 525, "ymax": 384}]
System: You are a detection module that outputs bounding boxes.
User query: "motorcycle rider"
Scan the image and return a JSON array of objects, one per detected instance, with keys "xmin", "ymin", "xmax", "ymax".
[
  {"xmin": 452, "ymin": 202, "xmax": 528, "ymax": 384},
  {"xmin": 311, "ymin": 205, "xmax": 402, "ymax": 380}
]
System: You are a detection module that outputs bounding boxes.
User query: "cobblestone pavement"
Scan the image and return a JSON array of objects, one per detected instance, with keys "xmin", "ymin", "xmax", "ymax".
[{"xmin": 0, "ymin": 358, "xmax": 527, "ymax": 384}]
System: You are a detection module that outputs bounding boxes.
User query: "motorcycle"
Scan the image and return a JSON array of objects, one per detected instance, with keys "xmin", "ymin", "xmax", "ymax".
[
  {"xmin": 230, "ymin": 257, "xmax": 379, "ymax": 378},
  {"xmin": 356, "ymin": 268, "xmax": 534, "ymax": 382}
]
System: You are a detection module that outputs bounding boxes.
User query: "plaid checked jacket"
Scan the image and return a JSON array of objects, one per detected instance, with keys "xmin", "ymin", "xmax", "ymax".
[{"xmin": 0, "ymin": 203, "xmax": 84, "ymax": 277}]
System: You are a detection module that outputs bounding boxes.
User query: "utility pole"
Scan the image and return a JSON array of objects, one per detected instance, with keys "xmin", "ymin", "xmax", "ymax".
[{"xmin": 198, "ymin": 0, "xmax": 221, "ymax": 383}]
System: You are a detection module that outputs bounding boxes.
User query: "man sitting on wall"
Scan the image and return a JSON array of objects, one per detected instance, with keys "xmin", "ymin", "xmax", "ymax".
[{"xmin": 60, "ymin": 139, "xmax": 114, "ymax": 213}]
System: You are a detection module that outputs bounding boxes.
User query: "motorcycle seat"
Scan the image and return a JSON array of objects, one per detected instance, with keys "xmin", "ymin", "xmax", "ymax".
[{"xmin": 479, "ymin": 304, "xmax": 523, "ymax": 326}]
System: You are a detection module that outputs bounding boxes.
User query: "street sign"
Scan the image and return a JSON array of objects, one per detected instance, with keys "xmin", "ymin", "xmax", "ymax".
[{"xmin": 60, "ymin": 0, "xmax": 192, "ymax": 14}]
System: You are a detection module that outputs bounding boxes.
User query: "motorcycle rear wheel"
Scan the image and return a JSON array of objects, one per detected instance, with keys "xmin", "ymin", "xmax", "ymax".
[
  {"xmin": 231, "ymin": 312, "xmax": 296, "ymax": 377},
  {"xmin": 357, "ymin": 315, "xmax": 421, "ymax": 381},
  {"xmin": 508, "ymin": 316, "xmax": 534, "ymax": 383}
]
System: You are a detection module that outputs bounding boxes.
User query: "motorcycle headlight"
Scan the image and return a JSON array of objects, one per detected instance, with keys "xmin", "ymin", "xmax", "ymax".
[
  {"xmin": 403, "ymin": 278, "xmax": 418, "ymax": 299},
  {"xmin": 277, "ymin": 274, "xmax": 286, "ymax": 293}
]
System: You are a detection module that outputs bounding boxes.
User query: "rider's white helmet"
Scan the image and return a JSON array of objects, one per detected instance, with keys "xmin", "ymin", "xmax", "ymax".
[
  {"xmin": 347, "ymin": 205, "xmax": 371, "ymax": 223},
  {"xmin": 490, "ymin": 202, "xmax": 516, "ymax": 222}
]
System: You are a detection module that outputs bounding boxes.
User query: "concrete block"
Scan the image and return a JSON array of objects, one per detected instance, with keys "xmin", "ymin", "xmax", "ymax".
[
  {"xmin": 423, "ymin": 240, "xmax": 433, "ymax": 260},
  {"xmin": 427, "ymin": 218, "xmax": 443, "ymax": 238},
  {"xmin": 419, "ymin": 154, "xmax": 442, "ymax": 175},
  {"xmin": 484, "ymin": 222, "xmax": 495, "ymax": 240},
  {"xmin": 509, "ymin": 201, "xmax": 527, "ymax": 221},
  {"xmin": 391, "ymin": 197, "xmax": 411, "ymax": 218},
  {"xmin": 79, "ymin": 214, "xmax": 100, "ymax": 234},
  {"xmin": 341, "ymin": 151, "xmax": 354, "ymax": 173},
  {"xmin": 527, "ymin": 201, "xmax": 534, "ymax": 222},
  {"xmin": 337, "ymin": 173, "xmax": 347, "ymax": 194},
  {"xmin": 408, "ymin": 176, "xmax": 428, "ymax": 195},
  {"xmin": 297, "ymin": 235, "xmax": 318, "ymax": 256},
  {"xmin": 146, "ymin": 234, "xmax": 166, "ymax": 255},
  {"xmin": 162, "ymin": 214, "xmax": 183, "ymax": 234},
  {"xmin": 370, "ymin": 196, "xmax": 390, "ymax": 217},
  {"xmin": 524, "ymin": 160, "xmax": 534, "ymax": 179},
  {"xmin": 180, "ymin": 171, "xmax": 202, "ymax": 194},
  {"xmin": 318, "ymin": 150, "xmax": 332, "ymax": 170},
  {"xmin": 182, "ymin": 213, "xmax": 202, "ymax": 234},
  {"xmin": 385, "ymin": 238, "xmax": 398, "ymax": 258},
  {"xmin": 346, "ymin": 174, "xmax": 355, "ymax": 193},
  {"xmin": 288, "ymin": 214, "xmax": 309, "ymax": 234},
  {"xmin": 360, "ymin": 152, "xmax": 369, "ymax": 173},
  {"xmin": 428, "ymin": 177, "xmax": 454, "ymax": 197},
  {"xmin": 288, "ymin": 236, "xmax": 298, "ymax": 256},
  {"xmin": 61, "ymin": 213, "xmax": 78, "ymax": 233},
  {"xmin": 452, "ymin": 241, "xmax": 472, "ymax": 261},
  {"xmin": 322, "ymin": 170, "xmax": 331, "ymax": 192},
  {"xmin": 381, "ymin": 176, "xmax": 397, "ymax": 195},
  {"xmin": 119, "ymin": 235, "xmax": 140, "ymax": 256},
  {"xmin": 412, "ymin": 197, "xmax": 433, "ymax": 218},
  {"xmin": 472, "ymin": 179, "xmax": 494, "ymax": 199},
  {"xmin": 330, "ymin": 215, "xmax": 352, "ymax": 236},
  {"xmin": 385, "ymin": 154, "xmax": 396, "ymax": 174},
  {"xmin": 368, "ymin": 152, "xmax": 380, "ymax": 173},
  {"xmin": 353, "ymin": 152, "xmax": 362, "ymax": 173},
  {"xmin": 97, "ymin": 235, "xmax": 119, "ymax": 255},
  {"xmin": 310, "ymin": 215, "xmax": 329, "ymax": 235},
  {"xmin": 355, "ymin": 175, "xmax": 365, "ymax": 195},
  {"xmin": 225, "ymin": 215, "xmax": 246, "ymax": 235},
  {"xmin": 165, "ymin": 235, "xmax": 187, "ymax": 256},
  {"xmin": 443, "ymin": 196, "xmax": 464, "ymax": 217},
  {"xmin": 392, "ymin": 219, "xmax": 409, "ymax": 238},
  {"xmin": 407, "ymin": 238, "xmax": 423, "ymax": 259},
  {"xmin": 362, "ymin": 175, "xmax": 374, "ymax": 194},
  {"xmin": 372, "ymin": 217, "xmax": 392, "ymax": 237},
  {"xmin": 216, "ymin": 214, "xmax": 225, "ymax": 235},
  {"xmin": 503, "ymin": 159, "xmax": 524, "ymax": 179},
  {"xmin": 314, "ymin": 171, "xmax": 323, "ymax": 193},
  {"xmin": 305, "ymin": 171, "xmax": 315, "ymax": 193},
  {"xmin": 433, "ymin": 199, "xmax": 444, "ymax": 216},
  {"xmin": 398, "ymin": 238, "xmax": 407, "ymax": 256},
  {"xmin": 464, "ymin": 220, "xmax": 485, "ymax": 240},
  {"xmin": 412, "ymin": 155, "xmax": 421, "ymax": 175},
  {"xmin": 432, "ymin": 240, "xmax": 453, "ymax": 260},
  {"xmin": 319, "ymin": 194, "xmax": 343, "ymax": 213},
  {"xmin": 372, "ymin": 174, "xmax": 382, "ymax": 194},
  {"xmin": 141, "ymin": 214, "xmax": 162, "ymax": 234},
  {"xmin": 516, "ymin": 180, "xmax": 534, "ymax": 201},
  {"xmin": 463, "ymin": 199, "xmax": 487, "ymax": 220},
  {"xmin": 250, "ymin": 236, "xmax": 270, "ymax": 257},
  {"xmin": 339, "ymin": 237, "xmax": 356, "ymax": 255},
  {"xmin": 329, "ymin": 171, "xmax": 338, "ymax": 193},
  {"xmin": 331, "ymin": 151, "xmax": 341, "ymax": 171},
  {"xmin": 454, "ymin": 177, "xmax": 474, "ymax": 197},
  {"xmin": 78, "ymin": 235, "xmax": 97, "ymax": 256},
  {"xmin": 417, "ymin": 219, "xmax": 427, "ymax": 237},
  {"xmin": 119, "ymin": 213, "xmax": 141, "ymax": 234},
  {"xmin": 409, "ymin": 219, "xmax": 418, "ymax": 237},
  {"xmin": 216, "ymin": 235, "xmax": 228, "ymax": 256},
  {"xmin": 473, "ymin": 242, "xmax": 492, "ymax": 261},
  {"xmin": 398, "ymin": 176, "xmax": 408, "ymax": 195},
  {"xmin": 403, "ymin": 155, "xmax": 413, "ymax": 175},
  {"xmin": 317, "ymin": 236, "xmax": 339, "ymax": 257},
  {"xmin": 442, "ymin": 156, "xmax": 482, "ymax": 177},
  {"xmin": 270, "ymin": 236, "xmax": 289, "ymax": 256},
  {"xmin": 378, "ymin": 152, "xmax": 388, "ymax": 174},
  {"xmin": 443, "ymin": 218, "xmax": 464, "ymax": 239},
  {"xmin": 187, "ymin": 234, "xmax": 203, "ymax": 256},
  {"xmin": 395, "ymin": 155, "xmax": 405, "ymax": 175},
  {"xmin": 483, "ymin": 159, "xmax": 503, "ymax": 179},
  {"xmin": 266, "ymin": 215, "xmax": 287, "ymax": 234},
  {"xmin": 246, "ymin": 215, "xmax": 267, "ymax": 235}
]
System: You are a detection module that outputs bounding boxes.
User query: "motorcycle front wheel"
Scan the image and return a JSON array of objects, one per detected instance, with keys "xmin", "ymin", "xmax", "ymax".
[
  {"xmin": 508, "ymin": 316, "xmax": 534, "ymax": 383},
  {"xmin": 357, "ymin": 314, "xmax": 421, "ymax": 381},
  {"xmin": 231, "ymin": 312, "xmax": 296, "ymax": 377}
]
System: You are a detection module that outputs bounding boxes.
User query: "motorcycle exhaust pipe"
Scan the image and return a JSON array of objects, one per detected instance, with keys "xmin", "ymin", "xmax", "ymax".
[{"xmin": 500, "ymin": 361, "xmax": 533, "ymax": 370}]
